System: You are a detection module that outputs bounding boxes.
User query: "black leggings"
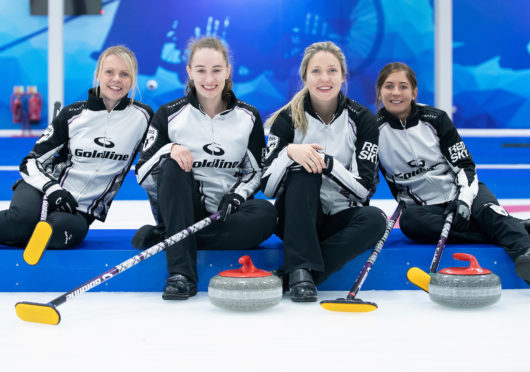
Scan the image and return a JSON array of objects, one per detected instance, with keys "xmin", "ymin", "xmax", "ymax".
[
  {"xmin": 0, "ymin": 180, "xmax": 92, "ymax": 249},
  {"xmin": 157, "ymin": 160, "xmax": 278, "ymax": 282},
  {"xmin": 399, "ymin": 182, "xmax": 530, "ymax": 260},
  {"xmin": 275, "ymin": 171, "xmax": 387, "ymax": 285}
]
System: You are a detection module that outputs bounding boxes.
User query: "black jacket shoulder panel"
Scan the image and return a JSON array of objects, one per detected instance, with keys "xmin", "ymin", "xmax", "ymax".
[
  {"xmin": 346, "ymin": 98, "xmax": 375, "ymax": 122},
  {"xmin": 417, "ymin": 104, "xmax": 446, "ymax": 125},
  {"xmin": 235, "ymin": 99, "xmax": 260, "ymax": 117},
  {"xmin": 164, "ymin": 96, "xmax": 190, "ymax": 115},
  {"xmin": 131, "ymin": 100, "xmax": 154, "ymax": 118}
]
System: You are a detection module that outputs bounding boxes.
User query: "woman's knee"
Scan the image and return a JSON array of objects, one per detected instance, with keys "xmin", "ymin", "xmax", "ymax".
[
  {"xmin": 47, "ymin": 213, "xmax": 89, "ymax": 249},
  {"xmin": 243, "ymin": 199, "xmax": 278, "ymax": 235},
  {"xmin": 159, "ymin": 159, "xmax": 188, "ymax": 183},
  {"xmin": 348, "ymin": 206, "xmax": 387, "ymax": 237},
  {"xmin": 259, "ymin": 200, "xmax": 279, "ymax": 233},
  {"xmin": 399, "ymin": 206, "xmax": 440, "ymax": 243},
  {"xmin": 157, "ymin": 159, "xmax": 195, "ymax": 201},
  {"xmin": 284, "ymin": 171, "xmax": 322, "ymax": 206},
  {"xmin": 399, "ymin": 207, "xmax": 415, "ymax": 235},
  {"xmin": 362, "ymin": 206, "xmax": 387, "ymax": 227},
  {"xmin": 286, "ymin": 171, "xmax": 321, "ymax": 192},
  {"xmin": 3, "ymin": 207, "xmax": 39, "ymax": 240}
]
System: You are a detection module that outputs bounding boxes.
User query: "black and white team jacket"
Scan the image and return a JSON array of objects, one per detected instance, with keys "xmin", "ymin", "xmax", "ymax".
[
  {"xmin": 19, "ymin": 89, "xmax": 153, "ymax": 221},
  {"xmin": 136, "ymin": 90, "xmax": 266, "ymax": 216},
  {"xmin": 261, "ymin": 92, "xmax": 379, "ymax": 215},
  {"xmin": 377, "ymin": 102, "xmax": 478, "ymax": 207}
]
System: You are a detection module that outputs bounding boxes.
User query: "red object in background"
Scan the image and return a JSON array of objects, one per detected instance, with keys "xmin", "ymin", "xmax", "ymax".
[
  {"xmin": 28, "ymin": 92, "xmax": 43, "ymax": 123},
  {"xmin": 10, "ymin": 93, "xmax": 22, "ymax": 123},
  {"xmin": 11, "ymin": 86, "xmax": 39, "ymax": 136}
]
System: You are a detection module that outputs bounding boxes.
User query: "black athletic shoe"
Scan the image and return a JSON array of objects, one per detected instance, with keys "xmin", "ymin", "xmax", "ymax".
[
  {"xmin": 288, "ymin": 268, "xmax": 317, "ymax": 302},
  {"xmin": 515, "ymin": 249, "xmax": 530, "ymax": 283},
  {"xmin": 162, "ymin": 274, "xmax": 197, "ymax": 300},
  {"xmin": 132, "ymin": 224, "xmax": 165, "ymax": 250}
]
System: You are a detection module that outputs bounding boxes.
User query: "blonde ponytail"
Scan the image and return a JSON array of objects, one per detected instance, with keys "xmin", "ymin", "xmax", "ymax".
[{"xmin": 265, "ymin": 87, "xmax": 309, "ymax": 134}]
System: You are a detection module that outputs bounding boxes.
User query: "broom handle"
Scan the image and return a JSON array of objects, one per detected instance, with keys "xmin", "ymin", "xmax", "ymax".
[
  {"xmin": 39, "ymin": 101, "xmax": 60, "ymax": 220},
  {"xmin": 347, "ymin": 201, "xmax": 405, "ymax": 299},
  {"xmin": 49, "ymin": 212, "xmax": 221, "ymax": 307},
  {"xmin": 428, "ymin": 212, "xmax": 454, "ymax": 274}
]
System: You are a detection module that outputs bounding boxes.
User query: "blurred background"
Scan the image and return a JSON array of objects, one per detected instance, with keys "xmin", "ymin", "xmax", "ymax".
[{"xmin": 0, "ymin": 0, "xmax": 528, "ymax": 132}]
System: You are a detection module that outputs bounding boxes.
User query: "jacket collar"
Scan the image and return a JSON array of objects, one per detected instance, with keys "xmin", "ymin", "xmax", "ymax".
[
  {"xmin": 187, "ymin": 88, "xmax": 237, "ymax": 116},
  {"xmin": 379, "ymin": 100, "xmax": 420, "ymax": 129},
  {"xmin": 88, "ymin": 88, "xmax": 130, "ymax": 111},
  {"xmin": 303, "ymin": 90, "xmax": 347, "ymax": 124}
]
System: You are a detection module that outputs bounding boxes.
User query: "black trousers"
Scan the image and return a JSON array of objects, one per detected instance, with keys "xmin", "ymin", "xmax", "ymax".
[
  {"xmin": 157, "ymin": 160, "xmax": 278, "ymax": 282},
  {"xmin": 0, "ymin": 180, "xmax": 92, "ymax": 249},
  {"xmin": 400, "ymin": 182, "xmax": 530, "ymax": 260},
  {"xmin": 275, "ymin": 171, "xmax": 387, "ymax": 285}
]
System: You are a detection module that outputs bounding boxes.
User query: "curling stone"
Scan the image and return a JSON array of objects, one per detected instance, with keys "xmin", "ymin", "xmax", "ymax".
[
  {"xmin": 208, "ymin": 255, "xmax": 282, "ymax": 311},
  {"xmin": 429, "ymin": 253, "xmax": 501, "ymax": 308}
]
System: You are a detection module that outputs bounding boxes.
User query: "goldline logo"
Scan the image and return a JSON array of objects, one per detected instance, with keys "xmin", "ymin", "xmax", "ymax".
[
  {"xmin": 94, "ymin": 137, "xmax": 115, "ymax": 148},
  {"xmin": 203, "ymin": 143, "xmax": 225, "ymax": 156}
]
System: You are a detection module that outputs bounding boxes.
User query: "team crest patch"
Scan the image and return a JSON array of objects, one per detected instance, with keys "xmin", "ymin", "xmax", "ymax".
[
  {"xmin": 36, "ymin": 124, "xmax": 54, "ymax": 144},
  {"xmin": 143, "ymin": 126, "xmax": 158, "ymax": 151},
  {"xmin": 265, "ymin": 134, "xmax": 279, "ymax": 159},
  {"xmin": 486, "ymin": 202, "xmax": 508, "ymax": 216}
]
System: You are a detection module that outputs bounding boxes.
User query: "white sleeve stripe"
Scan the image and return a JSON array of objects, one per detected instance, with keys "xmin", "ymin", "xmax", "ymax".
[
  {"xmin": 262, "ymin": 148, "xmax": 293, "ymax": 198},
  {"xmin": 456, "ymin": 168, "xmax": 478, "ymax": 207},
  {"xmin": 20, "ymin": 145, "xmax": 63, "ymax": 191},
  {"xmin": 233, "ymin": 149, "xmax": 262, "ymax": 199},
  {"xmin": 327, "ymin": 161, "xmax": 370, "ymax": 201},
  {"xmin": 136, "ymin": 143, "xmax": 173, "ymax": 184}
]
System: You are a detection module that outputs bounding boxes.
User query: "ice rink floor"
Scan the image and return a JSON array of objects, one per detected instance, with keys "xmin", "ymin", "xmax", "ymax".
[
  {"xmin": 2, "ymin": 289, "xmax": 530, "ymax": 372},
  {"xmin": 2, "ymin": 199, "xmax": 530, "ymax": 371},
  {"xmin": 2, "ymin": 135, "xmax": 530, "ymax": 371}
]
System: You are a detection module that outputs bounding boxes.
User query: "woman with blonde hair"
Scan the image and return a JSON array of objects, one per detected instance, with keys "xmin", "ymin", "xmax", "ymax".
[
  {"xmin": 134, "ymin": 37, "xmax": 277, "ymax": 300},
  {"xmin": 261, "ymin": 41, "xmax": 386, "ymax": 302},
  {"xmin": 0, "ymin": 45, "xmax": 153, "ymax": 251}
]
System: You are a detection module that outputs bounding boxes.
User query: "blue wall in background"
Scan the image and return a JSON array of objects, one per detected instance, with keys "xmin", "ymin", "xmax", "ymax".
[{"xmin": 0, "ymin": 0, "xmax": 528, "ymax": 130}]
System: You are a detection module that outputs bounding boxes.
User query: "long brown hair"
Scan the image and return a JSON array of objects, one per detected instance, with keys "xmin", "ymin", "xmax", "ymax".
[
  {"xmin": 185, "ymin": 37, "xmax": 233, "ymax": 99},
  {"xmin": 375, "ymin": 62, "xmax": 417, "ymax": 111},
  {"xmin": 265, "ymin": 41, "xmax": 347, "ymax": 134}
]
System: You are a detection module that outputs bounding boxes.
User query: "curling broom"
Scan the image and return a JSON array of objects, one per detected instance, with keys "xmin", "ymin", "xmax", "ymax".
[
  {"xmin": 406, "ymin": 212, "xmax": 454, "ymax": 292},
  {"xmin": 320, "ymin": 202, "xmax": 404, "ymax": 312},
  {"xmin": 23, "ymin": 101, "xmax": 62, "ymax": 265},
  {"xmin": 16, "ymin": 212, "xmax": 220, "ymax": 325}
]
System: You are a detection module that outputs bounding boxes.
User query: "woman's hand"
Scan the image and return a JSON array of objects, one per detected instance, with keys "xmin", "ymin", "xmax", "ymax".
[
  {"xmin": 170, "ymin": 144, "xmax": 193, "ymax": 172},
  {"xmin": 287, "ymin": 143, "xmax": 327, "ymax": 173}
]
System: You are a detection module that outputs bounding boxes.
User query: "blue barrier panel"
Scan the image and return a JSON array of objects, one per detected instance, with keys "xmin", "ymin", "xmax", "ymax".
[{"xmin": 1, "ymin": 229, "xmax": 527, "ymax": 292}]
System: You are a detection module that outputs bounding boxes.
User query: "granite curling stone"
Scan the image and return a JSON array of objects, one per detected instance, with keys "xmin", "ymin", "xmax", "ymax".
[
  {"xmin": 208, "ymin": 255, "xmax": 282, "ymax": 311},
  {"xmin": 429, "ymin": 253, "xmax": 501, "ymax": 308}
]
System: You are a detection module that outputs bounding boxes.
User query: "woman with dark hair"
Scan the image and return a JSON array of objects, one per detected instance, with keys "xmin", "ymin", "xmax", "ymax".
[
  {"xmin": 133, "ymin": 37, "xmax": 277, "ymax": 300},
  {"xmin": 375, "ymin": 61, "xmax": 530, "ymax": 283}
]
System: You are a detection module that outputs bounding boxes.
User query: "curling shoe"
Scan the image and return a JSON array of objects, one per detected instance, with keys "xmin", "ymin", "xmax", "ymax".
[
  {"xmin": 515, "ymin": 249, "xmax": 530, "ymax": 284},
  {"xmin": 132, "ymin": 224, "xmax": 165, "ymax": 250},
  {"xmin": 162, "ymin": 274, "xmax": 197, "ymax": 300},
  {"xmin": 289, "ymin": 268, "xmax": 317, "ymax": 302}
]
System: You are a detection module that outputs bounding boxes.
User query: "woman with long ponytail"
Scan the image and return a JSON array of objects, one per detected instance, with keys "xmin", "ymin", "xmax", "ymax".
[{"xmin": 261, "ymin": 41, "xmax": 386, "ymax": 302}]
